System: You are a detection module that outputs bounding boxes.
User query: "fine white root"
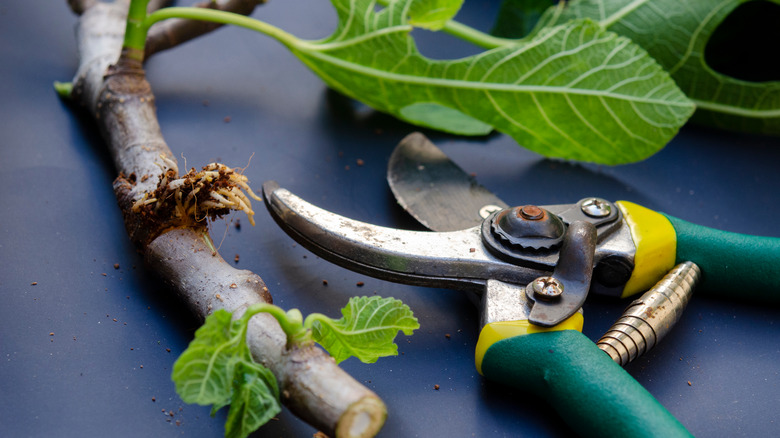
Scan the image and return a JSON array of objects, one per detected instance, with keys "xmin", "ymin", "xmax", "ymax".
[{"xmin": 132, "ymin": 160, "xmax": 262, "ymax": 226}]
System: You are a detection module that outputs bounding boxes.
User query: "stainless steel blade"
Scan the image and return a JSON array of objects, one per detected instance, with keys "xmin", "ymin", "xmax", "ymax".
[
  {"xmin": 387, "ymin": 132, "xmax": 509, "ymax": 232},
  {"xmin": 262, "ymin": 181, "xmax": 545, "ymax": 293}
]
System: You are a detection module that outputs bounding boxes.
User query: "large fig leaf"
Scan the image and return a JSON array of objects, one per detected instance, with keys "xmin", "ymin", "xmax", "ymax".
[
  {"xmin": 530, "ymin": 0, "xmax": 780, "ymax": 135},
  {"xmin": 287, "ymin": 0, "xmax": 694, "ymax": 164}
]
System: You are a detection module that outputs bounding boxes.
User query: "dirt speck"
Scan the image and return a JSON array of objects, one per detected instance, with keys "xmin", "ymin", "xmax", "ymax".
[
  {"xmin": 356, "ymin": 281, "xmax": 364, "ymax": 287},
  {"xmin": 434, "ymin": 384, "xmax": 440, "ymax": 390}
]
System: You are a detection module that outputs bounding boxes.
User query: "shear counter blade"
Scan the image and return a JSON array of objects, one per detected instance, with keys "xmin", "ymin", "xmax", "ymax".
[{"xmin": 262, "ymin": 181, "xmax": 545, "ymax": 292}]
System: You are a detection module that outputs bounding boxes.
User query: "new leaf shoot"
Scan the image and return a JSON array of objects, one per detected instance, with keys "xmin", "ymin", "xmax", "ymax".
[
  {"xmin": 308, "ymin": 296, "xmax": 421, "ymax": 364},
  {"xmin": 171, "ymin": 309, "xmax": 281, "ymax": 438},
  {"xmin": 172, "ymin": 296, "xmax": 418, "ymax": 437}
]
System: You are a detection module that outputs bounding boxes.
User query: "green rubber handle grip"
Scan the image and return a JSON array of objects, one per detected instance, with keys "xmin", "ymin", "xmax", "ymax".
[
  {"xmin": 662, "ymin": 214, "xmax": 780, "ymax": 302},
  {"xmin": 481, "ymin": 330, "xmax": 691, "ymax": 438}
]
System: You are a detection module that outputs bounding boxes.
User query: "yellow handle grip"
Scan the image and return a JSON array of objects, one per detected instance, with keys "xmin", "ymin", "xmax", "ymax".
[{"xmin": 475, "ymin": 312, "xmax": 583, "ymax": 375}]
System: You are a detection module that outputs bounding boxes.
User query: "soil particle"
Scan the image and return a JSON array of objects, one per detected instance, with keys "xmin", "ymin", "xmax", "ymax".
[
  {"xmin": 114, "ymin": 263, "xmax": 120, "ymax": 269},
  {"xmin": 322, "ymin": 279, "xmax": 328, "ymax": 286},
  {"xmin": 356, "ymin": 158, "xmax": 365, "ymax": 166},
  {"xmin": 434, "ymin": 385, "xmax": 440, "ymax": 390},
  {"xmin": 356, "ymin": 281, "xmax": 364, "ymax": 287},
  {"xmin": 31, "ymin": 281, "xmax": 38, "ymax": 285}
]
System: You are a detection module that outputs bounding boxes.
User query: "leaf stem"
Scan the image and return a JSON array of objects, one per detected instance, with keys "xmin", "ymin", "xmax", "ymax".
[
  {"xmin": 243, "ymin": 303, "xmax": 310, "ymax": 345},
  {"xmin": 440, "ymin": 20, "xmax": 517, "ymax": 50},
  {"xmin": 144, "ymin": 7, "xmax": 301, "ymax": 50},
  {"xmin": 53, "ymin": 81, "xmax": 73, "ymax": 98},
  {"xmin": 124, "ymin": 0, "xmax": 151, "ymax": 59}
]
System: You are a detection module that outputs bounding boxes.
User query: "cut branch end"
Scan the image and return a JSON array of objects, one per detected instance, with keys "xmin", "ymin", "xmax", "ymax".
[{"xmin": 337, "ymin": 396, "xmax": 387, "ymax": 438}]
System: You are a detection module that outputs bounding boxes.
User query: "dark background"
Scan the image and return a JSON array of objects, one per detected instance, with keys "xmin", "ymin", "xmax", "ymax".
[{"xmin": 1, "ymin": 1, "xmax": 778, "ymax": 437}]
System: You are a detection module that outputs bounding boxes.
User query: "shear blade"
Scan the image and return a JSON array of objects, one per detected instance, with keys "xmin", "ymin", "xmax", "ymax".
[
  {"xmin": 388, "ymin": 132, "xmax": 509, "ymax": 232},
  {"xmin": 262, "ymin": 181, "xmax": 546, "ymax": 293}
]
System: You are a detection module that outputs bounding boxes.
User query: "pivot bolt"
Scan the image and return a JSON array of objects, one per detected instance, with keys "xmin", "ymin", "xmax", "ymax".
[
  {"xmin": 531, "ymin": 276, "xmax": 564, "ymax": 300},
  {"xmin": 581, "ymin": 198, "xmax": 612, "ymax": 218},
  {"xmin": 519, "ymin": 205, "xmax": 544, "ymax": 220}
]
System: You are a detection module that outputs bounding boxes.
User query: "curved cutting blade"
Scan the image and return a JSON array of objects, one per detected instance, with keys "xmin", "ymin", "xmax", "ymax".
[
  {"xmin": 388, "ymin": 132, "xmax": 509, "ymax": 232},
  {"xmin": 262, "ymin": 181, "xmax": 545, "ymax": 292}
]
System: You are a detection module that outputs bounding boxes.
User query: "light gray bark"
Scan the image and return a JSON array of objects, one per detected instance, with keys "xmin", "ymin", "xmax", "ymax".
[{"xmin": 65, "ymin": 1, "xmax": 387, "ymax": 436}]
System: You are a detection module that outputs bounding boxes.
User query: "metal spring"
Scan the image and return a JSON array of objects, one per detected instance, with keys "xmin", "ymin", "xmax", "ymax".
[{"xmin": 597, "ymin": 261, "xmax": 701, "ymax": 366}]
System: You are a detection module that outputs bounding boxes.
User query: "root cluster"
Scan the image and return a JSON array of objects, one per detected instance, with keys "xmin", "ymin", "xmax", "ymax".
[{"xmin": 132, "ymin": 160, "xmax": 262, "ymax": 227}]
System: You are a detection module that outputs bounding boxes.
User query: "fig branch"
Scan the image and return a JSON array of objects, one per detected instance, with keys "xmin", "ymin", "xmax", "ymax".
[{"xmin": 61, "ymin": 0, "xmax": 387, "ymax": 436}]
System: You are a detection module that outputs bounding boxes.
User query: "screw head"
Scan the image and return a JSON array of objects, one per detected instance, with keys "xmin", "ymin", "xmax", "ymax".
[
  {"xmin": 581, "ymin": 198, "xmax": 612, "ymax": 218},
  {"xmin": 479, "ymin": 204, "xmax": 504, "ymax": 219},
  {"xmin": 531, "ymin": 276, "xmax": 564, "ymax": 300}
]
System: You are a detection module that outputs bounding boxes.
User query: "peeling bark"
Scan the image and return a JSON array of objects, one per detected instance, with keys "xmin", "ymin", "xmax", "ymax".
[{"xmin": 64, "ymin": 1, "xmax": 386, "ymax": 436}]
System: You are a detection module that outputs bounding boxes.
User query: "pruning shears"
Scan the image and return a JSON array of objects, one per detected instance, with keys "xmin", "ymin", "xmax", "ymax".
[{"xmin": 262, "ymin": 133, "xmax": 780, "ymax": 437}]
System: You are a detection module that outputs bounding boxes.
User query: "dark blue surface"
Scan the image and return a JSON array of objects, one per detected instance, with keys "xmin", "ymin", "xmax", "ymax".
[{"xmin": 1, "ymin": 1, "xmax": 778, "ymax": 437}]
